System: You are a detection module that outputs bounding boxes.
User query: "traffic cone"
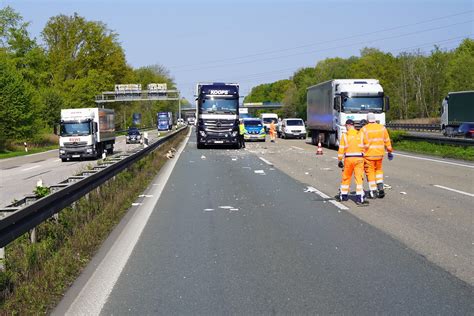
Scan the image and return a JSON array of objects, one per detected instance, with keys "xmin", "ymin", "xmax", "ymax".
[{"xmin": 316, "ymin": 142, "xmax": 323, "ymax": 155}]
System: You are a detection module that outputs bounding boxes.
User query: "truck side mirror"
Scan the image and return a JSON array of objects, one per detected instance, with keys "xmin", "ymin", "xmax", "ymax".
[
  {"xmin": 93, "ymin": 122, "xmax": 98, "ymax": 133},
  {"xmin": 384, "ymin": 96, "xmax": 390, "ymax": 111},
  {"xmin": 334, "ymin": 96, "xmax": 341, "ymax": 111}
]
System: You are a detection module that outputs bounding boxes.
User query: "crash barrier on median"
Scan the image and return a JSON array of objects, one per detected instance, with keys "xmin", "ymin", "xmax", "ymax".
[
  {"xmin": 0, "ymin": 127, "xmax": 188, "ymax": 248},
  {"xmin": 399, "ymin": 134, "xmax": 474, "ymax": 147},
  {"xmin": 386, "ymin": 123, "xmax": 441, "ymax": 132}
]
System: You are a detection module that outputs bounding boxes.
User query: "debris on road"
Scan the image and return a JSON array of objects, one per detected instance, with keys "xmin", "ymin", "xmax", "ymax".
[{"xmin": 400, "ymin": 191, "xmax": 407, "ymax": 195}]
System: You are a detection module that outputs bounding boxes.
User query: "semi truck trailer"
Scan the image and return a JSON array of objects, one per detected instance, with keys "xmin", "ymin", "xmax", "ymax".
[
  {"xmin": 306, "ymin": 79, "xmax": 390, "ymax": 147},
  {"xmin": 440, "ymin": 91, "xmax": 474, "ymax": 136},
  {"xmin": 59, "ymin": 108, "xmax": 115, "ymax": 161}
]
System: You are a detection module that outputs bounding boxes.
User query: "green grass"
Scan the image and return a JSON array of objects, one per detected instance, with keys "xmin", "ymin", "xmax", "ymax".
[
  {"xmin": 393, "ymin": 140, "xmax": 474, "ymax": 161},
  {"xmin": 0, "ymin": 145, "xmax": 58, "ymax": 159},
  {"xmin": 0, "ymin": 128, "xmax": 187, "ymax": 314},
  {"xmin": 387, "ymin": 129, "xmax": 473, "ymax": 161}
]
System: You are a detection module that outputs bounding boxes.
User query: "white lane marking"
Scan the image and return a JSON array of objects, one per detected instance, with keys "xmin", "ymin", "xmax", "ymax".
[
  {"xmin": 395, "ymin": 153, "xmax": 474, "ymax": 169},
  {"xmin": 258, "ymin": 157, "xmax": 273, "ymax": 166},
  {"xmin": 204, "ymin": 208, "xmax": 214, "ymax": 212},
  {"xmin": 291, "ymin": 146, "xmax": 304, "ymax": 151},
  {"xmin": 433, "ymin": 185, "xmax": 474, "ymax": 198},
  {"xmin": 64, "ymin": 125, "xmax": 191, "ymax": 315},
  {"xmin": 138, "ymin": 194, "xmax": 153, "ymax": 198},
  {"xmin": 219, "ymin": 206, "xmax": 233, "ymax": 209},
  {"xmin": 21, "ymin": 165, "xmax": 41, "ymax": 171},
  {"xmin": 254, "ymin": 170, "xmax": 265, "ymax": 175},
  {"xmin": 305, "ymin": 186, "xmax": 349, "ymax": 210},
  {"xmin": 329, "ymin": 200, "xmax": 350, "ymax": 210},
  {"xmin": 305, "ymin": 186, "xmax": 330, "ymax": 199},
  {"xmin": 131, "ymin": 203, "xmax": 142, "ymax": 206}
]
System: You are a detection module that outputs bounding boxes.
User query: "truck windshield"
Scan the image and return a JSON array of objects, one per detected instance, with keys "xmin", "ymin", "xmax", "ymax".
[
  {"xmin": 263, "ymin": 118, "xmax": 278, "ymax": 124},
  {"xmin": 158, "ymin": 114, "xmax": 168, "ymax": 118},
  {"xmin": 200, "ymin": 97, "xmax": 238, "ymax": 114},
  {"xmin": 343, "ymin": 97, "xmax": 383, "ymax": 113},
  {"xmin": 60, "ymin": 122, "xmax": 91, "ymax": 136}
]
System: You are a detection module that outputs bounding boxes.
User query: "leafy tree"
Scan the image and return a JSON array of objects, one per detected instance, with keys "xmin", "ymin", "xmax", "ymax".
[
  {"xmin": 446, "ymin": 38, "xmax": 474, "ymax": 92},
  {"xmin": 0, "ymin": 52, "xmax": 35, "ymax": 150}
]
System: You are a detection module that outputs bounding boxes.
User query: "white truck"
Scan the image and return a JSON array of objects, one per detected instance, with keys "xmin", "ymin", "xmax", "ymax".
[
  {"xmin": 307, "ymin": 79, "xmax": 390, "ymax": 147},
  {"xmin": 59, "ymin": 108, "xmax": 115, "ymax": 161},
  {"xmin": 260, "ymin": 113, "xmax": 279, "ymax": 132}
]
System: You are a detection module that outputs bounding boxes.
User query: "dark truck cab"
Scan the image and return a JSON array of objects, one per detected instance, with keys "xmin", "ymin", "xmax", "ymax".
[{"xmin": 195, "ymin": 83, "xmax": 240, "ymax": 149}]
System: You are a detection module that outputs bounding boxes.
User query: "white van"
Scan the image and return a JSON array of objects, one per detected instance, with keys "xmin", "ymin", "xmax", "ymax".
[
  {"xmin": 260, "ymin": 113, "xmax": 279, "ymax": 132},
  {"xmin": 280, "ymin": 118, "xmax": 306, "ymax": 139}
]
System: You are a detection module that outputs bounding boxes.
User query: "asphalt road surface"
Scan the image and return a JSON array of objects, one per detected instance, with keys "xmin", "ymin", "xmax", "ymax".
[
  {"xmin": 0, "ymin": 130, "xmax": 163, "ymax": 208},
  {"xmin": 57, "ymin": 131, "xmax": 473, "ymax": 315}
]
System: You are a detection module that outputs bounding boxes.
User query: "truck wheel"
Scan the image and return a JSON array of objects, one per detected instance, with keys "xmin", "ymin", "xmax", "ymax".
[
  {"xmin": 61, "ymin": 158, "xmax": 67, "ymax": 162},
  {"xmin": 197, "ymin": 143, "xmax": 204, "ymax": 149}
]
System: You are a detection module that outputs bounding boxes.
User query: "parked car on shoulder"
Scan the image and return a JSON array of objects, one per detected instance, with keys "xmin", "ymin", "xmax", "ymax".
[
  {"xmin": 243, "ymin": 118, "xmax": 266, "ymax": 142},
  {"xmin": 126, "ymin": 127, "xmax": 142, "ymax": 144},
  {"xmin": 455, "ymin": 122, "xmax": 474, "ymax": 138},
  {"xmin": 280, "ymin": 118, "xmax": 307, "ymax": 139}
]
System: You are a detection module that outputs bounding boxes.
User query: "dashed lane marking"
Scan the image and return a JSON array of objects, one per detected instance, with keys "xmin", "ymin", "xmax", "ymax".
[
  {"xmin": 21, "ymin": 165, "xmax": 41, "ymax": 172},
  {"xmin": 291, "ymin": 146, "xmax": 304, "ymax": 151},
  {"xmin": 433, "ymin": 185, "xmax": 474, "ymax": 198},
  {"xmin": 258, "ymin": 157, "xmax": 273, "ymax": 166},
  {"xmin": 305, "ymin": 186, "xmax": 349, "ymax": 210}
]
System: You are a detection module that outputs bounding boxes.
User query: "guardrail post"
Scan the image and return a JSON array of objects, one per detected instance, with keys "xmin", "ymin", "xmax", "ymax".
[
  {"xmin": 0, "ymin": 247, "xmax": 4, "ymax": 271},
  {"xmin": 144, "ymin": 132, "xmax": 149, "ymax": 148},
  {"xmin": 30, "ymin": 228, "xmax": 37, "ymax": 244}
]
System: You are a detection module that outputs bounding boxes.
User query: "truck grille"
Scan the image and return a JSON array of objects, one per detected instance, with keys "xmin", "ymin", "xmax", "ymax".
[
  {"xmin": 204, "ymin": 119, "xmax": 236, "ymax": 132},
  {"xmin": 64, "ymin": 141, "xmax": 88, "ymax": 148}
]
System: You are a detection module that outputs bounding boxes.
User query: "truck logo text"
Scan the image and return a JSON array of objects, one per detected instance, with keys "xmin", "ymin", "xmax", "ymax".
[{"xmin": 210, "ymin": 90, "xmax": 229, "ymax": 95}]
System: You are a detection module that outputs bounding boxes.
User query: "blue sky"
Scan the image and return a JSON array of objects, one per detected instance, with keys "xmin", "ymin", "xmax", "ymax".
[{"xmin": 2, "ymin": 0, "xmax": 473, "ymax": 102}]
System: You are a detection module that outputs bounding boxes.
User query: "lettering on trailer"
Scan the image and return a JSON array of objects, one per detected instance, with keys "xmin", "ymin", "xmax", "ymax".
[{"xmin": 210, "ymin": 90, "xmax": 229, "ymax": 95}]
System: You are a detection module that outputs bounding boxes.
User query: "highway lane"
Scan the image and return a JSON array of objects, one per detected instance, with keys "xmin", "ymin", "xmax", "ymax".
[
  {"xmin": 59, "ymin": 132, "xmax": 472, "ymax": 314},
  {"xmin": 0, "ymin": 130, "xmax": 162, "ymax": 208},
  {"xmin": 246, "ymin": 137, "xmax": 474, "ymax": 285}
]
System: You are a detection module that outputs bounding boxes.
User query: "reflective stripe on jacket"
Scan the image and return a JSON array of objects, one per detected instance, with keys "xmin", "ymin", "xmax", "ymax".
[
  {"xmin": 361, "ymin": 123, "xmax": 392, "ymax": 159},
  {"xmin": 337, "ymin": 129, "xmax": 364, "ymax": 161}
]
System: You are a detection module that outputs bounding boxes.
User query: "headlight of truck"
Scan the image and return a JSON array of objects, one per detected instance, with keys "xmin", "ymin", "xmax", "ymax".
[
  {"xmin": 199, "ymin": 131, "xmax": 206, "ymax": 137},
  {"xmin": 231, "ymin": 131, "xmax": 238, "ymax": 137},
  {"xmin": 60, "ymin": 150, "xmax": 65, "ymax": 154},
  {"xmin": 137, "ymin": 135, "xmax": 141, "ymax": 139},
  {"xmin": 86, "ymin": 148, "xmax": 93, "ymax": 153}
]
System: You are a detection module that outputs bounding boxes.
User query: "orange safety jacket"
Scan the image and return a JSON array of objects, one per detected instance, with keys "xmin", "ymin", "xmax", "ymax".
[
  {"xmin": 361, "ymin": 123, "xmax": 393, "ymax": 160},
  {"xmin": 337, "ymin": 128, "xmax": 364, "ymax": 161}
]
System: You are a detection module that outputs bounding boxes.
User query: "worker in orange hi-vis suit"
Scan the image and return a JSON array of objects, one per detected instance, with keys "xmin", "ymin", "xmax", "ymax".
[
  {"xmin": 336, "ymin": 119, "xmax": 368, "ymax": 206},
  {"xmin": 360, "ymin": 112, "xmax": 394, "ymax": 199},
  {"xmin": 269, "ymin": 121, "xmax": 276, "ymax": 142}
]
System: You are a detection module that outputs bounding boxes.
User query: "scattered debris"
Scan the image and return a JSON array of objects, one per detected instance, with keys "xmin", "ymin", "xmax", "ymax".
[
  {"xmin": 132, "ymin": 203, "xmax": 142, "ymax": 206},
  {"xmin": 203, "ymin": 208, "xmax": 214, "ymax": 212},
  {"xmin": 320, "ymin": 167, "xmax": 331, "ymax": 171},
  {"xmin": 201, "ymin": 155, "xmax": 206, "ymax": 160},
  {"xmin": 254, "ymin": 170, "xmax": 265, "ymax": 175},
  {"xmin": 400, "ymin": 191, "xmax": 407, "ymax": 195},
  {"xmin": 219, "ymin": 206, "xmax": 234, "ymax": 209},
  {"xmin": 383, "ymin": 183, "xmax": 392, "ymax": 189},
  {"xmin": 305, "ymin": 172, "xmax": 309, "ymax": 175}
]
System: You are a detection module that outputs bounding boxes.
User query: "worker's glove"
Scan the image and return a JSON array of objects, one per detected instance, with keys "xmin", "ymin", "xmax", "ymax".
[
  {"xmin": 387, "ymin": 152, "xmax": 394, "ymax": 161},
  {"xmin": 338, "ymin": 161, "xmax": 344, "ymax": 168}
]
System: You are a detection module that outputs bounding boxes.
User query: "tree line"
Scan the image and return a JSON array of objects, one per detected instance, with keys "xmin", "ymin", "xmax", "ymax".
[
  {"xmin": 244, "ymin": 39, "xmax": 474, "ymax": 121},
  {"xmin": 0, "ymin": 6, "xmax": 177, "ymax": 151}
]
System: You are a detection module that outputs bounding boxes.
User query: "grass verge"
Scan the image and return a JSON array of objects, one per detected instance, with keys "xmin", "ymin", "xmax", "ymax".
[
  {"xmin": 0, "ymin": 128, "xmax": 187, "ymax": 314},
  {"xmin": 0, "ymin": 145, "xmax": 58, "ymax": 160},
  {"xmin": 389, "ymin": 130, "xmax": 474, "ymax": 161}
]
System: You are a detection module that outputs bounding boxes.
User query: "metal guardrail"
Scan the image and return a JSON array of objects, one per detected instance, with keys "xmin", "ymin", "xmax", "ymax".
[
  {"xmin": 0, "ymin": 127, "xmax": 187, "ymax": 248},
  {"xmin": 400, "ymin": 134, "xmax": 474, "ymax": 146},
  {"xmin": 386, "ymin": 123, "xmax": 441, "ymax": 132}
]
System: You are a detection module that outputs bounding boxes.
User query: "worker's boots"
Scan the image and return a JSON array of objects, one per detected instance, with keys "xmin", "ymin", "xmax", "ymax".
[
  {"xmin": 377, "ymin": 183, "xmax": 385, "ymax": 198},
  {"xmin": 368, "ymin": 190, "xmax": 377, "ymax": 199},
  {"xmin": 355, "ymin": 195, "xmax": 369, "ymax": 207},
  {"xmin": 335, "ymin": 194, "xmax": 348, "ymax": 202}
]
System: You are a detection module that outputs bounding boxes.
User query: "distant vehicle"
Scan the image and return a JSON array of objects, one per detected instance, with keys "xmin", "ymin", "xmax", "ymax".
[
  {"xmin": 177, "ymin": 118, "xmax": 185, "ymax": 126},
  {"xmin": 195, "ymin": 82, "xmax": 240, "ymax": 148},
  {"xmin": 280, "ymin": 118, "xmax": 307, "ymax": 139},
  {"xmin": 441, "ymin": 91, "xmax": 474, "ymax": 136},
  {"xmin": 307, "ymin": 79, "xmax": 389, "ymax": 147},
  {"xmin": 455, "ymin": 122, "xmax": 474, "ymax": 138},
  {"xmin": 243, "ymin": 118, "xmax": 266, "ymax": 142},
  {"xmin": 187, "ymin": 116, "xmax": 196, "ymax": 125},
  {"xmin": 260, "ymin": 113, "xmax": 279, "ymax": 132},
  {"xmin": 157, "ymin": 112, "xmax": 173, "ymax": 131},
  {"xmin": 126, "ymin": 127, "xmax": 142, "ymax": 144},
  {"xmin": 59, "ymin": 108, "xmax": 115, "ymax": 162}
]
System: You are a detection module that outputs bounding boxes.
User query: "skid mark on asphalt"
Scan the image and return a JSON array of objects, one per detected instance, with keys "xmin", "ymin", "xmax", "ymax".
[{"xmin": 23, "ymin": 170, "xmax": 50, "ymax": 180}]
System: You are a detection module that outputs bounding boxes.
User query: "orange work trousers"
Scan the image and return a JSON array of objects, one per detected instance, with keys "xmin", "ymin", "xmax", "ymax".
[
  {"xmin": 340, "ymin": 157, "xmax": 364, "ymax": 196},
  {"xmin": 364, "ymin": 158, "xmax": 383, "ymax": 192}
]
